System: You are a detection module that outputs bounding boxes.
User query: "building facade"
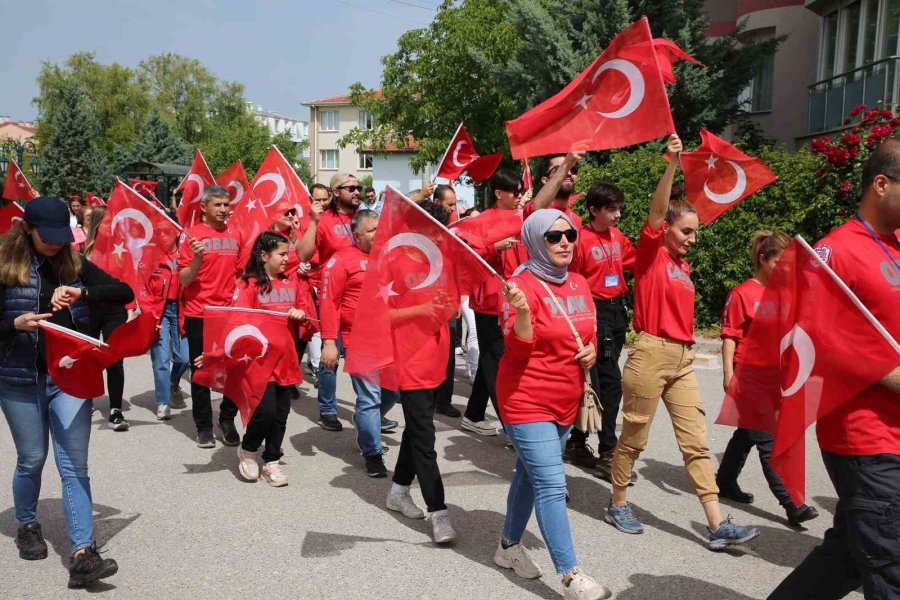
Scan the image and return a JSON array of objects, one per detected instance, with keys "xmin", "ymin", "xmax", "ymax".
[
  {"xmin": 0, "ymin": 118, "xmax": 36, "ymax": 143},
  {"xmin": 248, "ymin": 104, "xmax": 309, "ymax": 158}
]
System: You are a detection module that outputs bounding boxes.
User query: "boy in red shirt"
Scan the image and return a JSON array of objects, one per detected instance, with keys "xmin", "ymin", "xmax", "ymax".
[{"xmin": 178, "ymin": 186, "xmax": 243, "ymax": 448}]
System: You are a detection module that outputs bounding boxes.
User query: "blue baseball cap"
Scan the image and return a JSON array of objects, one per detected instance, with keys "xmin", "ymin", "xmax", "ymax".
[{"xmin": 23, "ymin": 196, "xmax": 75, "ymax": 245}]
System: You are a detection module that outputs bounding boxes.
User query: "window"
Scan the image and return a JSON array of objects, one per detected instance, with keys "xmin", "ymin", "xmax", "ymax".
[
  {"xmin": 358, "ymin": 111, "xmax": 374, "ymax": 130},
  {"xmin": 844, "ymin": 1, "xmax": 862, "ymax": 72},
  {"xmin": 864, "ymin": 0, "xmax": 880, "ymax": 63},
  {"xmin": 742, "ymin": 28, "xmax": 775, "ymax": 112},
  {"xmin": 820, "ymin": 0, "xmax": 900, "ymax": 79},
  {"xmin": 823, "ymin": 10, "xmax": 839, "ymax": 79},
  {"xmin": 358, "ymin": 152, "xmax": 373, "ymax": 170},
  {"xmin": 886, "ymin": 0, "xmax": 900, "ymax": 58},
  {"xmin": 320, "ymin": 110, "xmax": 339, "ymax": 132},
  {"xmin": 320, "ymin": 149, "xmax": 339, "ymax": 170}
]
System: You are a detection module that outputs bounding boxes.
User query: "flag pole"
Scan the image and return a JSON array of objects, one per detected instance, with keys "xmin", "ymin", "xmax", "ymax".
[
  {"xmin": 432, "ymin": 122, "xmax": 464, "ymax": 186},
  {"xmin": 796, "ymin": 235, "xmax": 900, "ymax": 354},
  {"xmin": 39, "ymin": 321, "xmax": 109, "ymax": 347},
  {"xmin": 391, "ymin": 186, "xmax": 505, "ymax": 284}
]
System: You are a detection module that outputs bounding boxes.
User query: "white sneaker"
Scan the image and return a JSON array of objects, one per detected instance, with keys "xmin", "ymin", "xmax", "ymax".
[
  {"xmin": 156, "ymin": 404, "xmax": 171, "ymax": 421},
  {"xmin": 428, "ymin": 510, "xmax": 457, "ymax": 544},
  {"xmin": 261, "ymin": 461, "xmax": 288, "ymax": 487},
  {"xmin": 494, "ymin": 541, "xmax": 542, "ymax": 579},
  {"xmin": 237, "ymin": 447, "xmax": 259, "ymax": 481},
  {"xmin": 562, "ymin": 569, "xmax": 612, "ymax": 600},
  {"xmin": 461, "ymin": 417, "xmax": 499, "ymax": 436},
  {"xmin": 386, "ymin": 492, "xmax": 425, "ymax": 519},
  {"xmin": 455, "ymin": 347, "xmax": 464, "ymax": 355}
]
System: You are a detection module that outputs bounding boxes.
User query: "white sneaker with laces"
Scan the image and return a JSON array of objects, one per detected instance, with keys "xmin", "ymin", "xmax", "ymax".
[
  {"xmin": 261, "ymin": 461, "xmax": 288, "ymax": 487},
  {"xmin": 237, "ymin": 447, "xmax": 259, "ymax": 481},
  {"xmin": 156, "ymin": 404, "xmax": 171, "ymax": 421},
  {"xmin": 461, "ymin": 416, "xmax": 499, "ymax": 436},
  {"xmin": 428, "ymin": 510, "xmax": 457, "ymax": 544},
  {"xmin": 493, "ymin": 541, "xmax": 542, "ymax": 579},
  {"xmin": 386, "ymin": 492, "xmax": 425, "ymax": 519},
  {"xmin": 562, "ymin": 569, "xmax": 612, "ymax": 600}
]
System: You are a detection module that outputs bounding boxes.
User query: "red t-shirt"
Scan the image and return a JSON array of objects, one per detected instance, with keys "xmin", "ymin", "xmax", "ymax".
[
  {"xmin": 319, "ymin": 246, "xmax": 369, "ymax": 344},
  {"xmin": 814, "ymin": 219, "xmax": 900, "ymax": 456},
  {"xmin": 315, "ymin": 208, "xmax": 356, "ymax": 263},
  {"xmin": 720, "ymin": 278, "xmax": 765, "ymax": 366},
  {"xmin": 471, "ymin": 207, "xmax": 527, "ymax": 315},
  {"xmin": 632, "ymin": 220, "xmax": 695, "ymax": 344},
  {"xmin": 523, "ymin": 197, "xmax": 583, "ymax": 229},
  {"xmin": 570, "ymin": 224, "xmax": 636, "ymax": 300},
  {"xmin": 497, "ymin": 270, "xmax": 596, "ymax": 425},
  {"xmin": 177, "ymin": 223, "xmax": 242, "ymax": 318}
]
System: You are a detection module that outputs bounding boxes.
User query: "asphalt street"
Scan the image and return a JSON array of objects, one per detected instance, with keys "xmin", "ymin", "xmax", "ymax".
[{"xmin": 0, "ymin": 350, "xmax": 862, "ymax": 599}]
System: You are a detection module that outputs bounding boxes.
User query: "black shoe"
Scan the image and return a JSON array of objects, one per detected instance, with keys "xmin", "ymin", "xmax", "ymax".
[
  {"xmin": 381, "ymin": 417, "xmax": 399, "ymax": 432},
  {"xmin": 108, "ymin": 409, "xmax": 129, "ymax": 432},
  {"xmin": 563, "ymin": 439, "xmax": 600, "ymax": 469},
  {"xmin": 593, "ymin": 450, "xmax": 637, "ymax": 485},
  {"xmin": 218, "ymin": 417, "xmax": 240, "ymax": 446},
  {"xmin": 196, "ymin": 430, "xmax": 216, "ymax": 448},
  {"xmin": 16, "ymin": 522, "xmax": 47, "ymax": 560},
  {"xmin": 787, "ymin": 504, "xmax": 819, "ymax": 526},
  {"xmin": 68, "ymin": 544, "xmax": 118, "ymax": 588},
  {"xmin": 435, "ymin": 404, "xmax": 461, "ymax": 418},
  {"xmin": 319, "ymin": 413, "xmax": 343, "ymax": 432},
  {"xmin": 290, "ymin": 385, "xmax": 301, "ymax": 400},
  {"xmin": 717, "ymin": 483, "xmax": 754, "ymax": 504},
  {"xmin": 365, "ymin": 454, "xmax": 388, "ymax": 478}
]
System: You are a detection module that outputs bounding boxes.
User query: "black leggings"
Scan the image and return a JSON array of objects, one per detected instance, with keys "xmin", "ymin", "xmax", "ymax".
[
  {"xmin": 393, "ymin": 388, "xmax": 446, "ymax": 512},
  {"xmin": 464, "ymin": 312, "xmax": 503, "ymax": 423},
  {"xmin": 89, "ymin": 309, "xmax": 126, "ymax": 411},
  {"xmin": 242, "ymin": 383, "xmax": 291, "ymax": 463}
]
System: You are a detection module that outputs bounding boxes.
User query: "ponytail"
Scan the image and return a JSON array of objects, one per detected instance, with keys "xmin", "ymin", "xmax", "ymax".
[
  {"xmin": 242, "ymin": 231, "xmax": 288, "ymax": 294},
  {"xmin": 749, "ymin": 230, "xmax": 791, "ymax": 271}
]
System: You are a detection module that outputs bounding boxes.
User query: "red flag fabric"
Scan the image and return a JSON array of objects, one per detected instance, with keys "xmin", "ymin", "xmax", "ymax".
[
  {"xmin": 680, "ymin": 129, "xmax": 777, "ymax": 225},
  {"xmin": 85, "ymin": 193, "xmax": 107, "ymax": 208},
  {"xmin": 105, "ymin": 311, "xmax": 159, "ymax": 358},
  {"xmin": 0, "ymin": 201, "xmax": 25, "ymax": 236},
  {"xmin": 128, "ymin": 179, "xmax": 157, "ymax": 197},
  {"xmin": 175, "ymin": 149, "xmax": 215, "ymax": 227},
  {"xmin": 40, "ymin": 321, "xmax": 111, "ymax": 399},
  {"xmin": 215, "ymin": 160, "xmax": 251, "ymax": 218},
  {"xmin": 193, "ymin": 307, "xmax": 302, "ymax": 426},
  {"xmin": 652, "ymin": 38, "xmax": 703, "ymax": 84},
  {"xmin": 345, "ymin": 187, "xmax": 493, "ymax": 391},
  {"xmin": 451, "ymin": 208, "xmax": 523, "ymax": 249},
  {"xmin": 716, "ymin": 238, "xmax": 900, "ymax": 505},
  {"xmin": 506, "ymin": 18, "xmax": 675, "ymax": 159},
  {"xmin": 435, "ymin": 123, "xmax": 503, "ymax": 183},
  {"xmin": 2, "ymin": 160, "xmax": 38, "ymax": 202},
  {"xmin": 91, "ymin": 180, "xmax": 183, "ymax": 304},
  {"xmin": 522, "ymin": 159, "xmax": 533, "ymax": 193}
]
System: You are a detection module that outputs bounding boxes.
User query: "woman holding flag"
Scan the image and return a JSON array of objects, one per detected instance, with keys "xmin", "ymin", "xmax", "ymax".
[{"xmin": 0, "ymin": 196, "xmax": 132, "ymax": 587}]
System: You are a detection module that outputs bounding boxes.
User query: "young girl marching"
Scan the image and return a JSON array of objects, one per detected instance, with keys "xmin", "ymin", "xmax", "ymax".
[{"xmin": 234, "ymin": 231, "xmax": 311, "ymax": 486}]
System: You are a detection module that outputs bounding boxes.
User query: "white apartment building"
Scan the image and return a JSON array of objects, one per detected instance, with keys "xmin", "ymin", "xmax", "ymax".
[{"xmin": 248, "ymin": 103, "xmax": 310, "ymax": 158}]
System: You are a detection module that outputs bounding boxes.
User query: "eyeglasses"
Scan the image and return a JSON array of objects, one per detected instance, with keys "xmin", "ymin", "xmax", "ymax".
[
  {"xmin": 339, "ymin": 185, "xmax": 362, "ymax": 192},
  {"xmin": 548, "ymin": 165, "xmax": 579, "ymax": 176},
  {"xmin": 285, "ymin": 208, "xmax": 297, "ymax": 216},
  {"xmin": 544, "ymin": 228, "xmax": 578, "ymax": 244}
]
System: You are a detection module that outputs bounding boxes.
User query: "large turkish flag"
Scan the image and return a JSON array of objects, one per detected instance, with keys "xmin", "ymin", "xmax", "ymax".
[
  {"xmin": 2, "ymin": 160, "xmax": 38, "ymax": 202},
  {"xmin": 175, "ymin": 149, "xmax": 215, "ymax": 227}
]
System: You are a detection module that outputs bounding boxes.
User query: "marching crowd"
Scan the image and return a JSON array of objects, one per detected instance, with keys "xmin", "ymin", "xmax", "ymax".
[{"xmin": 0, "ymin": 132, "xmax": 898, "ymax": 600}]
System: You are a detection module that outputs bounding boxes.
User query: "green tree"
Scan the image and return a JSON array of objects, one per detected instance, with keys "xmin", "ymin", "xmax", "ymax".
[
  {"xmin": 119, "ymin": 108, "xmax": 191, "ymax": 167},
  {"xmin": 38, "ymin": 79, "xmax": 111, "ymax": 197}
]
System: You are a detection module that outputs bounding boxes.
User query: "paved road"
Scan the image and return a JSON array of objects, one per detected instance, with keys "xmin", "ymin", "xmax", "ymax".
[{"xmin": 0, "ymin": 352, "xmax": 861, "ymax": 599}]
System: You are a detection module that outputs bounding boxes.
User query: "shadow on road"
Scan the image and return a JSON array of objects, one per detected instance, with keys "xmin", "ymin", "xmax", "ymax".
[{"xmin": 616, "ymin": 573, "xmax": 760, "ymax": 599}]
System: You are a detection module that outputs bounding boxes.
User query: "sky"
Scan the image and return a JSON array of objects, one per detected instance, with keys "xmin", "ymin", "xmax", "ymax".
[{"xmin": 2, "ymin": 0, "xmax": 438, "ymax": 123}]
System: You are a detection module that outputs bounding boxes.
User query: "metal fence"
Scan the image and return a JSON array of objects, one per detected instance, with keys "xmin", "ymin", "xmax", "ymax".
[{"xmin": 808, "ymin": 55, "xmax": 900, "ymax": 134}]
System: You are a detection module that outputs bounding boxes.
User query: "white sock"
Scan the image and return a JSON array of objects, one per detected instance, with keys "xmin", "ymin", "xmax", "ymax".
[
  {"xmin": 428, "ymin": 509, "xmax": 448, "ymax": 518},
  {"xmin": 389, "ymin": 483, "xmax": 410, "ymax": 497}
]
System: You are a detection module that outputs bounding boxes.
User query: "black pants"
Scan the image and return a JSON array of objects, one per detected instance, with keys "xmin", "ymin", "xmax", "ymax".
[
  {"xmin": 435, "ymin": 319, "xmax": 457, "ymax": 408},
  {"xmin": 184, "ymin": 316, "xmax": 238, "ymax": 433},
  {"xmin": 717, "ymin": 427, "xmax": 793, "ymax": 508},
  {"xmin": 393, "ymin": 388, "xmax": 446, "ymax": 512},
  {"xmin": 464, "ymin": 312, "xmax": 502, "ymax": 423},
  {"xmin": 571, "ymin": 298, "xmax": 627, "ymax": 453},
  {"xmin": 90, "ymin": 309, "xmax": 126, "ymax": 411},
  {"xmin": 769, "ymin": 451, "xmax": 900, "ymax": 600},
  {"xmin": 242, "ymin": 383, "xmax": 291, "ymax": 463}
]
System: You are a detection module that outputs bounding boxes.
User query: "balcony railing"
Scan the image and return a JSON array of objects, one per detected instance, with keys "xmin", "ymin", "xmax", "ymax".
[{"xmin": 808, "ymin": 55, "xmax": 900, "ymax": 134}]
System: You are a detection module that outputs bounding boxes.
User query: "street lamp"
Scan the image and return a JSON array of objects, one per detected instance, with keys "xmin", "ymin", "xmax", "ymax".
[
  {"xmin": 0, "ymin": 139, "xmax": 38, "ymax": 175},
  {"xmin": 0, "ymin": 154, "xmax": 8, "ymax": 175}
]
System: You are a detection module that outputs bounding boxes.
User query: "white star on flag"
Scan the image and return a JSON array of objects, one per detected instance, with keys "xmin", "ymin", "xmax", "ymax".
[
  {"xmin": 245, "ymin": 198, "xmax": 257, "ymax": 211},
  {"xmin": 377, "ymin": 281, "xmax": 399, "ymax": 303},
  {"xmin": 113, "ymin": 243, "xmax": 127, "ymax": 258},
  {"xmin": 238, "ymin": 355, "xmax": 252, "ymax": 364},
  {"xmin": 705, "ymin": 155, "xmax": 718, "ymax": 170},
  {"xmin": 575, "ymin": 94, "xmax": 592, "ymax": 109}
]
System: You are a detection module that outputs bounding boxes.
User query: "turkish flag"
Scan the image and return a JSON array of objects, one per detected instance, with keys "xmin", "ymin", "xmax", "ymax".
[
  {"xmin": 91, "ymin": 180, "xmax": 183, "ymax": 305},
  {"xmin": 506, "ymin": 18, "xmax": 675, "ymax": 159},
  {"xmin": 128, "ymin": 179, "xmax": 166, "ymax": 211},
  {"xmin": 40, "ymin": 321, "xmax": 111, "ymax": 399},
  {"xmin": 345, "ymin": 187, "xmax": 493, "ymax": 391},
  {"xmin": 215, "ymin": 160, "xmax": 250, "ymax": 218},
  {"xmin": 435, "ymin": 123, "xmax": 503, "ymax": 183},
  {"xmin": 0, "ymin": 201, "xmax": 25, "ymax": 236},
  {"xmin": 522, "ymin": 159, "xmax": 533, "ymax": 193},
  {"xmin": 193, "ymin": 307, "xmax": 302, "ymax": 426},
  {"xmin": 105, "ymin": 311, "xmax": 159, "ymax": 358},
  {"xmin": 2, "ymin": 160, "xmax": 38, "ymax": 202},
  {"xmin": 681, "ymin": 129, "xmax": 777, "ymax": 225},
  {"xmin": 716, "ymin": 238, "xmax": 900, "ymax": 505},
  {"xmin": 175, "ymin": 149, "xmax": 215, "ymax": 227},
  {"xmin": 451, "ymin": 208, "xmax": 523, "ymax": 249},
  {"xmin": 652, "ymin": 38, "xmax": 703, "ymax": 84},
  {"xmin": 85, "ymin": 193, "xmax": 107, "ymax": 208}
]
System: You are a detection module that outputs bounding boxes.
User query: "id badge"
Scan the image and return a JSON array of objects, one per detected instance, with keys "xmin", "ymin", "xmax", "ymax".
[{"xmin": 604, "ymin": 274, "xmax": 620, "ymax": 288}]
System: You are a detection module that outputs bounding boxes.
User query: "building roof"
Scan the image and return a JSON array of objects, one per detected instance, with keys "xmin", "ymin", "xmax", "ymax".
[
  {"xmin": 362, "ymin": 136, "xmax": 418, "ymax": 154},
  {"xmin": 303, "ymin": 90, "xmax": 384, "ymax": 107},
  {"xmin": 0, "ymin": 121, "xmax": 37, "ymax": 138}
]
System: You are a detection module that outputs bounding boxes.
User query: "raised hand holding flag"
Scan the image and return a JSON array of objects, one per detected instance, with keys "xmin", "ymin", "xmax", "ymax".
[{"xmin": 2, "ymin": 159, "xmax": 39, "ymax": 201}]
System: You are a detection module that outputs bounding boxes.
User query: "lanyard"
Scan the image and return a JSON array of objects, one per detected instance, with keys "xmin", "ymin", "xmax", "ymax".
[
  {"xmin": 335, "ymin": 210, "xmax": 357, "ymax": 246},
  {"xmin": 587, "ymin": 223, "xmax": 616, "ymax": 274},
  {"xmin": 855, "ymin": 213, "xmax": 900, "ymax": 273}
]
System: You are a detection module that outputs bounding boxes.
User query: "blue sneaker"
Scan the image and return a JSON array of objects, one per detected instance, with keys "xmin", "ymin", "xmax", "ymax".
[
  {"xmin": 707, "ymin": 515, "xmax": 760, "ymax": 550},
  {"xmin": 604, "ymin": 502, "xmax": 644, "ymax": 534}
]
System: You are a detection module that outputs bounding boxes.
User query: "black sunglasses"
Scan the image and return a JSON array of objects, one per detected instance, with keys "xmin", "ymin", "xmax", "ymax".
[
  {"xmin": 544, "ymin": 228, "xmax": 578, "ymax": 244},
  {"xmin": 285, "ymin": 208, "xmax": 297, "ymax": 216},
  {"xmin": 549, "ymin": 165, "xmax": 579, "ymax": 176},
  {"xmin": 339, "ymin": 185, "xmax": 363, "ymax": 192}
]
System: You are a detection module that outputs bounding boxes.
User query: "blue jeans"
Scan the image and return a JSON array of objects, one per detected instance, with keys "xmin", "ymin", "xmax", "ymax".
[
  {"xmin": 317, "ymin": 336, "xmax": 343, "ymax": 416},
  {"xmin": 149, "ymin": 300, "xmax": 190, "ymax": 406},
  {"xmin": 0, "ymin": 375, "xmax": 95, "ymax": 554},
  {"xmin": 350, "ymin": 375, "xmax": 398, "ymax": 457},
  {"xmin": 503, "ymin": 421, "xmax": 577, "ymax": 575}
]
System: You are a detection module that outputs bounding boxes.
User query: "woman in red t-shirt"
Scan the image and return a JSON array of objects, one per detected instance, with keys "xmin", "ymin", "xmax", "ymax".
[
  {"xmin": 234, "ymin": 232, "xmax": 308, "ymax": 487},
  {"xmin": 493, "ymin": 209, "xmax": 611, "ymax": 599},
  {"xmin": 714, "ymin": 231, "xmax": 819, "ymax": 525},
  {"xmin": 604, "ymin": 134, "xmax": 760, "ymax": 550}
]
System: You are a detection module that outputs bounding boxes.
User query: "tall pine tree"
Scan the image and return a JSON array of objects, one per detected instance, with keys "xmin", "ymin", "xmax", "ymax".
[{"xmin": 119, "ymin": 108, "xmax": 190, "ymax": 167}]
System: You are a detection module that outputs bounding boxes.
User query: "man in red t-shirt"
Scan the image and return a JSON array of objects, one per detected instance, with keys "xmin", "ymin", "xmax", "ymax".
[
  {"xmin": 178, "ymin": 186, "xmax": 243, "ymax": 449},
  {"xmin": 526, "ymin": 151, "xmax": 585, "ymax": 228},
  {"xmin": 771, "ymin": 140, "xmax": 900, "ymax": 599}
]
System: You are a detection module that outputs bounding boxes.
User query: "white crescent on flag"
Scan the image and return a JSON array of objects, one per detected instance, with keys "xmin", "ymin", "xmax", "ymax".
[
  {"xmin": 704, "ymin": 160, "xmax": 748, "ymax": 205},
  {"xmin": 451, "ymin": 141, "xmax": 469, "ymax": 168},
  {"xmin": 382, "ymin": 232, "xmax": 443, "ymax": 289},
  {"xmin": 186, "ymin": 174, "xmax": 206, "ymax": 203},
  {"xmin": 592, "ymin": 58, "xmax": 646, "ymax": 119},
  {"xmin": 224, "ymin": 325, "xmax": 270, "ymax": 361},
  {"xmin": 780, "ymin": 324, "xmax": 816, "ymax": 397},
  {"xmin": 253, "ymin": 173, "xmax": 286, "ymax": 208}
]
